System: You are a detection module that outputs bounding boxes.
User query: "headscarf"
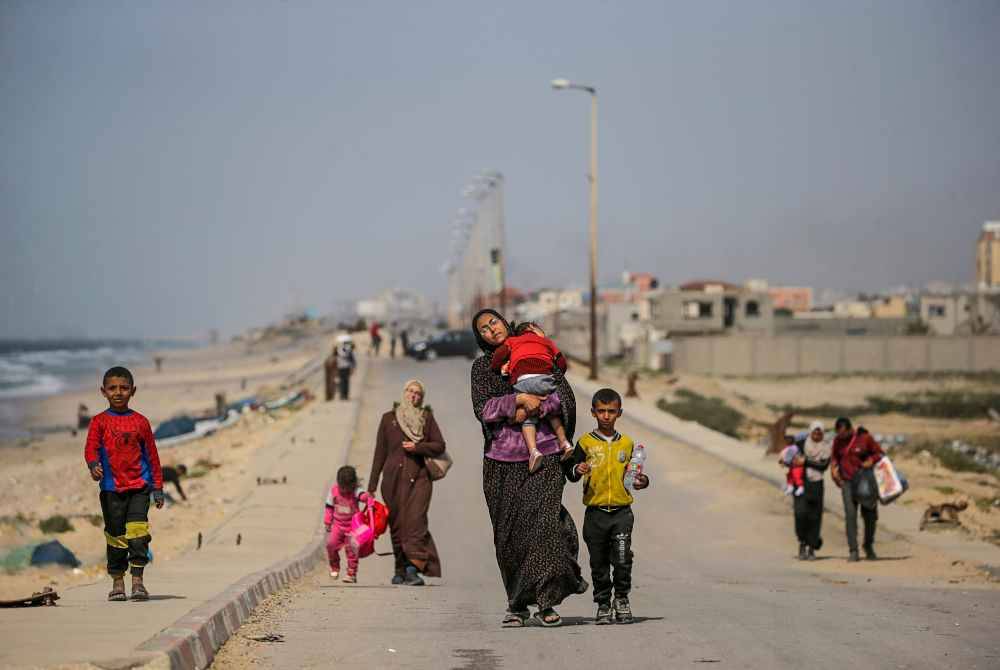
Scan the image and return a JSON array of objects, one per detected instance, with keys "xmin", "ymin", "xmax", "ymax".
[
  {"xmin": 395, "ymin": 379, "xmax": 427, "ymax": 442},
  {"xmin": 808, "ymin": 420, "xmax": 825, "ymax": 441},
  {"xmin": 469, "ymin": 308, "xmax": 576, "ymax": 450}
]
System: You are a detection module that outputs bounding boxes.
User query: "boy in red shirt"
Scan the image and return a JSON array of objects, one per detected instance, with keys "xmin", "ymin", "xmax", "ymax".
[
  {"xmin": 490, "ymin": 322, "xmax": 573, "ymax": 473},
  {"xmin": 84, "ymin": 366, "xmax": 164, "ymax": 601}
]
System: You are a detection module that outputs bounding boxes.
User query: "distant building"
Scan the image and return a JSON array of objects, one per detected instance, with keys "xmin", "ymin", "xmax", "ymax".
[
  {"xmin": 870, "ymin": 295, "xmax": 908, "ymax": 319},
  {"xmin": 977, "ymin": 221, "xmax": 1000, "ymax": 292},
  {"xmin": 920, "ymin": 293, "xmax": 972, "ymax": 336},
  {"xmin": 833, "ymin": 300, "xmax": 873, "ymax": 319},
  {"xmin": 649, "ymin": 280, "xmax": 773, "ymax": 335},
  {"xmin": 768, "ymin": 286, "xmax": 813, "ymax": 313}
]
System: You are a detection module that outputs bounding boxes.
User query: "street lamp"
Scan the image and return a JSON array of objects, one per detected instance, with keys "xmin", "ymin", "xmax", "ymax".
[{"xmin": 551, "ymin": 77, "xmax": 599, "ymax": 380}]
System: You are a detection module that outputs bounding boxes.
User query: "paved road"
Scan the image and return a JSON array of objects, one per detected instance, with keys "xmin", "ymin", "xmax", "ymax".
[{"xmin": 220, "ymin": 357, "xmax": 1000, "ymax": 670}]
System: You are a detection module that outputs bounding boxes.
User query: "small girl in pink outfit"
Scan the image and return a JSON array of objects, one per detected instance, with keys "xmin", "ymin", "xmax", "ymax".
[{"xmin": 324, "ymin": 465, "xmax": 368, "ymax": 583}]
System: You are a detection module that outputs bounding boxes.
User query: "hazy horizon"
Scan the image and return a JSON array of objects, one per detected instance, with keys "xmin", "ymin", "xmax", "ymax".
[{"xmin": 3, "ymin": 1, "xmax": 998, "ymax": 339}]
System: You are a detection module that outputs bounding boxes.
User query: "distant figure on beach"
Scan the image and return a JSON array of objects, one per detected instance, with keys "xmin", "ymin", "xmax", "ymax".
[
  {"xmin": 367, "ymin": 379, "xmax": 444, "ymax": 585},
  {"xmin": 389, "ymin": 322, "xmax": 398, "ymax": 359},
  {"xmin": 368, "ymin": 322, "xmax": 382, "ymax": 357},
  {"xmin": 162, "ymin": 464, "xmax": 188, "ymax": 502},
  {"xmin": 77, "ymin": 403, "xmax": 91, "ymax": 430},
  {"xmin": 154, "ymin": 356, "xmax": 164, "ymax": 373},
  {"xmin": 336, "ymin": 336, "xmax": 357, "ymax": 400},
  {"xmin": 324, "ymin": 345, "xmax": 338, "ymax": 402},
  {"xmin": 84, "ymin": 366, "xmax": 164, "ymax": 602}
]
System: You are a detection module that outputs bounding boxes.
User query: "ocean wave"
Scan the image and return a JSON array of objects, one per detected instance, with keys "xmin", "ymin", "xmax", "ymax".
[
  {"xmin": 0, "ymin": 342, "xmax": 149, "ymax": 400},
  {"xmin": 0, "ymin": 370, "xmax": 66, "ymax": 399}
]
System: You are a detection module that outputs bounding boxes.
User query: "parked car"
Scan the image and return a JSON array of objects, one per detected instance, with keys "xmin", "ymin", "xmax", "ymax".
[{"xmin": 407, "ymin": 330, "xmax": 479, "ymax": 361}]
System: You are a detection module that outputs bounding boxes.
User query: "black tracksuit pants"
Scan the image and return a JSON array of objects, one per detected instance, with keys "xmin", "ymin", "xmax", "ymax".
[
  {"xmin": 100, "ymin": 488, "xmax": 151, "ymax": 577},
  {"xmin": 583, "ymin": 506, "xmax": 634, "ymax": 605}
]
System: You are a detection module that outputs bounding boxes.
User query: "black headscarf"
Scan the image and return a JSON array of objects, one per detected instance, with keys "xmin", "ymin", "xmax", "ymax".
[{"xmin": 469, "ymin": 308, "xmax": 576, "ymax": 451}]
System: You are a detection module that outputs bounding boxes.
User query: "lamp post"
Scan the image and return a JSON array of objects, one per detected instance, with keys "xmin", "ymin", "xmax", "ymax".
[{"xmin": 551, "ymin": 78, "xmax": 599, "ymax": 380}]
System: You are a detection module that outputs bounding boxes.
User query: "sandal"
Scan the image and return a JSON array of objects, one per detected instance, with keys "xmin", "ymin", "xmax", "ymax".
[
  {"xmin": 130, "ymin": 584, "xmax": 149, "ymax": 601},
  {"xmin": 534, "ymin": 608, "xmax": 562, "ymax": 627},
  {"xmin": 527, "ymin": 449, "xmax": 543, "ymax": 474},
  {"xmin": 501, "ymin": 610, "xmax": 528, "ymax": 627},
  {"xmin": 107, "ymin": 588, "xmax": 127, "ymax": 602}
]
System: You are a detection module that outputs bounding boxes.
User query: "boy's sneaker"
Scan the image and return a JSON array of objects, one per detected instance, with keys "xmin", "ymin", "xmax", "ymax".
[
  {"xmin": 794, "ymin": 486, "xmax": 805, "ymax": 497},
  {"xmin": 613, "ymin": 597, "xmax": 633, "ymax": 624},
  {"xmin": 560, "ymin": 441, "xmax": 574, "ymax": 461},
  {"xmin": 798, "ymin": 544, "xmax": 808, "ymax": 560},
  {"xmin": 329, "ymin": 569, "xmax": 340, "ymax": 579},
  {"xmin": 595, "ymin": 603, "xmax": 613, "ymax": 625},
  {"xmin": 342, "ymin": 573, "xmax": 357, "ymax": 583},
  {"xmin": 527, "ymin": 449, "xmax": 543, "ymax": 474}
]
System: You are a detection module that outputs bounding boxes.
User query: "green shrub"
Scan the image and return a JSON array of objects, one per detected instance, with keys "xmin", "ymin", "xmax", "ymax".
[
  {"xmin": 658, "ymin": 390, "xmax": 745, "ymax": 438},
  {"xmin": 39, "ymin": 515, "xmax": 74, "ymax": 534},
  {"xmin": 933, "ymin": 486, "xmax": 956, "ymax": 495}
]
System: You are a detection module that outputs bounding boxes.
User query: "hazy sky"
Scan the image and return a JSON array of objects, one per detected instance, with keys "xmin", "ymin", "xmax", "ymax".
[{"xmin": 3, "ymin": 1, "xmax": 998, "ymax": 339}]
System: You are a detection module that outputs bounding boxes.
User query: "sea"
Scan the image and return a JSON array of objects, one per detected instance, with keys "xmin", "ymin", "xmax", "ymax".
[{"xmin": 0, "ymin": 338, "xmax": 197, "ymax": 440}]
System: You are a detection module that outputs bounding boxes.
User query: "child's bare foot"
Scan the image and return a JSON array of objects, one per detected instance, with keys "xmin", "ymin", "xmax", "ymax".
[
  {"xmin": 108, "ymin": 577, "xmax": 126, "ymax": 602},
  {"xmin": 528, "ymin": 449, "xmax": 543, "ymax": 474},
  {"xmin": 560, "ymin": 441, "xmax": 574, "ymax": 461},
  {"xmin": 130, "ymin": 575, "xmax": 149, "ymax": 601}
]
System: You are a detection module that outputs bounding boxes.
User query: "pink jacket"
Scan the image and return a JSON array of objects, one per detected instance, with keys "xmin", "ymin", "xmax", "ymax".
[{"xmin": 324, "ymin": 484, "xmax": 364, "ymax": 529}]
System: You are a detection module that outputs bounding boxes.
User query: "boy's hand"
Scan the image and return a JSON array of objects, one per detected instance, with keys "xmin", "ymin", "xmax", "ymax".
[
  {"xmin": 633, "ymin": 473, "xmax": 650, "ymax": 490},
  {"xmin": 89, "ymin": 463, "xmax": 103, "ymax": 481},
  {"xmin": 152, "ymin": 490, "xmax": 165, "ymax": 508},
  {"xmin": 575, "ymin": 463, "xmax": 591, "ymax": 476}
]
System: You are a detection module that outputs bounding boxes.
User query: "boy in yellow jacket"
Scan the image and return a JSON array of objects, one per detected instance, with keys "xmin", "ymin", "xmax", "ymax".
[{"xmin": 564, "ymin": 388, "xmax": 650, "ymax": 624}]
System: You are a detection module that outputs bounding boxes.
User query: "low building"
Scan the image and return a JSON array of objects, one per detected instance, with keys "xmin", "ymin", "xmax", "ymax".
[
  {"xmin": 871, "ymin": 295, "xmax": 909, "ymax": 319},
  {"xmin": 920, "ymin": 293, "xmax": 972, "ymax": 336},
  {"xmin": 768, "ymin": 286, "xmax": 813, "ymax": 313},
  {"xmin": 649, "ymin": 280, "xmax": 773, "ymax": 336}
]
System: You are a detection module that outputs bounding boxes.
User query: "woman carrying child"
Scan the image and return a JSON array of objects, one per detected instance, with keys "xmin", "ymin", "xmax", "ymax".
[
  {"xmin": 781, "ymin": 421, "xmax": 831, "ymax": 560},
  {"xmin": 367, "ymin": 379, "xmax": 444, "ymax": 586},
  {"xmin": 471, "ymin": 309, "xmax": 587, "ymax": 628}
]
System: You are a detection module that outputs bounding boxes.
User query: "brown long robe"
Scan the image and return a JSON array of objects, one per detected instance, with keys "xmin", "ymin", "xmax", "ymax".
[{"xmin": 367, "ymin": 408, "xmax": 444, "ymax": 577}]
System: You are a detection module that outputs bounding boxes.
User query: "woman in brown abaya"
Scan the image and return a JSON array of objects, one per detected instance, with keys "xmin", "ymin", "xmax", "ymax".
[{"xmin": 367, "ymin": 379, "xmax": 444, "ymax": 585}]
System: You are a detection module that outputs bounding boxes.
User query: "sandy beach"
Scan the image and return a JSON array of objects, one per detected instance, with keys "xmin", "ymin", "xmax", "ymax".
[{"xmin": 0, "ymin": 333, "xmax": 339, "ymax": 601}]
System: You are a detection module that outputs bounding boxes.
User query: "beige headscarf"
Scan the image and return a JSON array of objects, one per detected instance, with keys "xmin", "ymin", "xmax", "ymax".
[{"xmin": 395, "ymin": 379, "xmax": 427, "ymax": 442}]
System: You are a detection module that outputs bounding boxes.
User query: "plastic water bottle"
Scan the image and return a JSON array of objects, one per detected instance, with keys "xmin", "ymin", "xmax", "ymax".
[{"xmin": 623, "ymin": 444, "xmax": 646, "ymax": 491}]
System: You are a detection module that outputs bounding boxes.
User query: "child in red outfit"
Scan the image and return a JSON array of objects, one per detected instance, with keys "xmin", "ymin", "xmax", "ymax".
[
  {"xmin": 490, "ymin": 322, "xmax": 573, "ymax": 473},
  {"xmin": 84, "ymin": 366, "xmax": 164, "ymax": 602},
  {"xmin": 324, "ymin": 466, "xmax": 368, "ymax": 583}
]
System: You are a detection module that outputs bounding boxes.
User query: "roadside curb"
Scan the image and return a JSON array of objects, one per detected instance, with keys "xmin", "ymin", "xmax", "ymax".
[{"xmin": 103, "ymin": 360, "xmax": 369, "ymax": 670}]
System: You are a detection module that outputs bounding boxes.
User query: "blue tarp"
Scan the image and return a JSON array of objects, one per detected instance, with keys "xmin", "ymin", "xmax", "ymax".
[
  {"xmin": 154, "ymin": 416, "xmax": 197, "ymax": 440},
  {"xmin": 30, "ymin": 540, "xmax": 80, "ymax": 568}
]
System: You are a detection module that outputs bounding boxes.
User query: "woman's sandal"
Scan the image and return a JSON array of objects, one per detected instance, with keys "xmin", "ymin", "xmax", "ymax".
[
  {"xmin": 534, "ymin": 608, "xmax": 562, "ymax": 627},
  {"xmin": 107, "ymin": 588, "xmax": 127, "ymax": 602},
  {"xmin": 501, "ymin": 610, "xmax": 529, "ymax": 627}
]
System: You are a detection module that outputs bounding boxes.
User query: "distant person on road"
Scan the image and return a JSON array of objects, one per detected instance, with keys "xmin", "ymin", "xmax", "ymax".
[
  {"xmin": 564, "ymin": 388, "xmax": 650, "ymax": 624},
  {"xmin": 831, "ymin": 417, "xmax": 884, "ymax": 561},
  {"xmin": 367, "ymin": 379, "xmax": 444, "ymax": 585},
  {"xmin": 471, "ymin": 308, "xmax": 586, "ymax": 628},
  {"xmin": 781, "ymin": 421, "xmax": 831, "ymax": 560},
  {"xmin": 324, "ymin": 344, "xmax": 338, "ymax": 402},
  {"xmin": 336, "ymin": 336, "xmax": 356, "ymax": 400},
  {"xmin": 368, "ymin": 322, "xmax": 382, "ymax": 357},
  {"xmin": 490, "ymin": 322, "xmax": 574, "ymax": 472},
  {"xmin": 400, "ymin": 328, "xmax": 409, "ymax": 356},
  {"xmin": 389, "ymin": 322, "xmax": 398, "ymax": 358},
  {"xmin": 84, "ymin": 366, "xmax": 164, "ymax": 602},
  {"xmin": 325, "ymin": 465, "xmax": 368, "ymax": 583}
]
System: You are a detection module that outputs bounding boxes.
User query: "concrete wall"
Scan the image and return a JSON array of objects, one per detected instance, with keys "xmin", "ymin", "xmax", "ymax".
[{"xmin": 668, "ymin": 335, "xmax": 1000, "ymax": 376}]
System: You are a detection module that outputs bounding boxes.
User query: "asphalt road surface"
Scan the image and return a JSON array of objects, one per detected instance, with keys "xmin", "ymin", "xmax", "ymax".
[{"xmin": 215, "ymin": 357, "xmax": 1000, "ymax": 670}]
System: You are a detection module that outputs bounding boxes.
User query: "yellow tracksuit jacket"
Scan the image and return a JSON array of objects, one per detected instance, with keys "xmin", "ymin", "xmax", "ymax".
[{"xmin": 565, "ymin": 431, "xmax": 635, "ymax": 508}]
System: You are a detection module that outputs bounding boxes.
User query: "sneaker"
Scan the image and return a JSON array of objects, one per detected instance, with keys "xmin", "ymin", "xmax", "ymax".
[
  {"xmin": 613, "ymin": 597, "xmax": 633, "ymax": 624},
  {"xmin": 806, "ymin": 547, "xmax": 817, "ymax": 561},
  {"xmin": 404, "ymin": 566, "xmax": 425, "ymax": 586},
  {"xmin": 527, "ymin": 449, "xmax": 543, "ymax": 474},
  {"xmin": 391, "ymin": 574, "xmax": 405, "ymax": 585},
  {"xmin": 329, "ymin": 569, "xmax": 340, "ymax": 579},
  {"xmin": 794, "ymin": 486, "xmax": 805, "ymax": 497},
  {"xmin": 798, "ymin": 544, "xmax": 808, "ymax": 560},
  {"xmin": 783, "ymin": 484, "xmax": 794, "ymax": 496},
  {"xmin": 848, "ymin": 550, "xmax": 860, "ymax": 563},
  {"xmin": 342, "ymin": 573, "xmax": 357, "ymax": 583},
  {"xmin": 595, "ymin": 603, "xmax": 613, "ymax": 625},
  {"xmin": 863, "ymin": 545, "xmax": 877, "ymax": 561},
  {"xmin": 560, "ymin": 441, "xmax": 575, "ymax": 461}
]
